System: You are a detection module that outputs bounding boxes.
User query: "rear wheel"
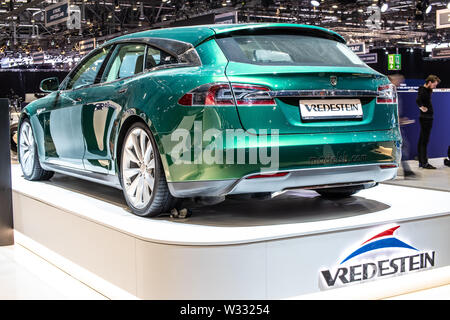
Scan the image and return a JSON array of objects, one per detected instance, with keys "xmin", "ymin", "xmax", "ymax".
[
  {"xmin": 120, "ymin": 122, "xmax": 177, "ymax": 217},
  {"xmin": 315, "ymin": 185, "xmax": 364, "ymax": 199},
  {"xmin": 18, "ymin": 119, "xmax": 54, "ymax": 181},
  {"xmin": 10, "ymin": 122, "xmax": 18, "ymax": 160}
]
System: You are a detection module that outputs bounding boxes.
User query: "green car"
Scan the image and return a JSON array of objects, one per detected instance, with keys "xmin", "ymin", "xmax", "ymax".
[{"xmin": 18, "ymin": 23, "xmax": 401, "ymax": 217}]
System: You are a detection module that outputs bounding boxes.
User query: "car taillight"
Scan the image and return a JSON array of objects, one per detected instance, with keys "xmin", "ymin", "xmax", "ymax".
[
  {"xmin": 177, "ymin": 83, "xmax": 234, "ymax": 106},
  {"xmin": 376, "ymin": 83, "xmax": 397, "ymax": 104},
  {"xmin": 178, "ymin": 83, "xmax": 276, "ymax": 106},
  {"xmin": 231, "ymin": 84, "xmax": 276, "ymax": 106}
]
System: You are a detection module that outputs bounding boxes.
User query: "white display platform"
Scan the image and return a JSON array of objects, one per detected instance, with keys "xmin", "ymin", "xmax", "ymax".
[{"xmin": 10, "ymin": 164, "xmax": 450, "ymax": 299}]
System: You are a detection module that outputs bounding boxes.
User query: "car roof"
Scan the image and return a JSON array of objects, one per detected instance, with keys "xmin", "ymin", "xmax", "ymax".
[{"xmin": 110, "ymin": 23, "xmax": 345, "ymax": 47}]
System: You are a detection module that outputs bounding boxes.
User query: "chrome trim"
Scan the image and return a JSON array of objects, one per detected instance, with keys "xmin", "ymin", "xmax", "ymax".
[
  {"xmin": 59, "ymin": 37, "xmax": 201, "ymax": 92},
  {"xmin": 239, "ymin": 162, "xmax": 397, "ymax": 178},
  {"xmin": 41, "ymin": 162, "xmax": 122, "ymax": 190},
  {"xmin": 167, "ymin": 163, "xmax": 397, "ymax": 197},
  {"xmin": 105, "ymin": 37, "xmax": 202, "ymax": 67},
  {"xmin": 231, "ymin": 164, "xmax": 396, "ymax": 195},
  {"xmin": 291, "ymin": 180, "xmax": 376, "ymax": 190},
  {"xmin": 268, "ymin": 89, "xmax": 379, "ymax": 98}
]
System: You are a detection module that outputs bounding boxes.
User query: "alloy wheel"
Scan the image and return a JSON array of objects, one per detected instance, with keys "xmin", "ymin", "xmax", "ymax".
[
  {"xmin": 19, "ymin": 121, "xmax": 35, "ymax": 177},
  {"xmin": 122, "ymin": 127, "xmax": 156, "ymax": 209}
]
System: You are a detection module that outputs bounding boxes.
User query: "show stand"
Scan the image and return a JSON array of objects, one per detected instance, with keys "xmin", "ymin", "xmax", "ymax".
[{"xmin": 11, "ymin": 164, "xmax": 450, "ymax": 299}]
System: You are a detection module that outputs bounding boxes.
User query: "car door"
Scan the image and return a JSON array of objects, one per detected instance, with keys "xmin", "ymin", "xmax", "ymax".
[
  {"xmin": 44, "ymin": 46, "xmax": 111, "ymax": 170},
  {"xmin": 81, "ymin": 43, "xmax": 146, "ymax": 174}
]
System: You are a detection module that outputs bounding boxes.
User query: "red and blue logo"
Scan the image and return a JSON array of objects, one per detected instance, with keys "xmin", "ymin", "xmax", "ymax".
[
  {"xmin": 340, "ymin": 226, "xmax": 418, "ymax": 264},
  {"xmin": 320, "ymin": 225, "xmax": 435, "ymax": 289}
]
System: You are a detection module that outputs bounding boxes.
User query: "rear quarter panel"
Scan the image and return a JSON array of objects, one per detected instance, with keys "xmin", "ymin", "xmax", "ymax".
[{"xmin": 124, "ymin": 39, "xmax": 242, "ymax": 182}]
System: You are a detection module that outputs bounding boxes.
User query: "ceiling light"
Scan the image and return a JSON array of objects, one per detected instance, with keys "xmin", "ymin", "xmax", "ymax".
[
  {"xmin": 381, "ymin": 3, "xmax": 388, "ymax": 12},
  {"xmin": 425, "ymin": 4, "xmax": 432, "ymax": 14},
  {"xmin": 311, "ymin": 0, "xmax": 320, "ymax": 7},
  {"xmin": 448, "ymin": 2, "xmax": 450, "ymax": 9},
  {"xmin": 139, "ymin": 2, "xmax": 145, "ymax": 20}
]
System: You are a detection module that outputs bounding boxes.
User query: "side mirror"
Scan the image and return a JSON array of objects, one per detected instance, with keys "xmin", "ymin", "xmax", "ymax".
[{"xmin": 40, "ymin": 77, "xmax": 60, "ymax": 93}]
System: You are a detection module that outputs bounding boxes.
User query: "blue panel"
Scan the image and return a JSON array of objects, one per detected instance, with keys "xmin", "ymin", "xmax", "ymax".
[{"xmin": 398, "ymin": 91, "xmax": 450, "ymax": 160}]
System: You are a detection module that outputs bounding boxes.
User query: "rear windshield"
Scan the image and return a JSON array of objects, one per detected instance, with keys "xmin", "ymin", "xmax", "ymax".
[{"xmin": 216, "ymin": 34, "xmax": 366, "ymax": 67}]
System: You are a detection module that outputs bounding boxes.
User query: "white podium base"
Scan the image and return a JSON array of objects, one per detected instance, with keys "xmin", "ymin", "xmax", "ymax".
[{"xmin": 11, "ymin": 165, "xmax": 450, "ymax": 299}]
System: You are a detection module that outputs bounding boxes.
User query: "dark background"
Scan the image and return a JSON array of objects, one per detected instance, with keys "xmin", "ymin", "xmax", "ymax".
[
  {"xmin": 365, "ymin": 48, "xmax": 449, "ymax": 161},
  {"xmin": 1, "ymin": 48, "xmax": 448, "ymax": 98},
  {"xmin": 0, "ymin": 69, "xmax": 68, "ymax": 102},
  {"xmin": 369, "ymin": 48, "xmax": 450, "ymax": 87},
  {"xmin": 0, "ymin": 98, "xmax": 13, "ymax": 245}
]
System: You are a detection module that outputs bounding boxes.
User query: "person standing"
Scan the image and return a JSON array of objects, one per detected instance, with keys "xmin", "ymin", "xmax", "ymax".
[
  {"xmin": 416, "ymin": 75, "xmax": 440, "ymax": 169},
  {"xmin": 389, "ymin": 74, "xmax": 416, "ymax": 178}
]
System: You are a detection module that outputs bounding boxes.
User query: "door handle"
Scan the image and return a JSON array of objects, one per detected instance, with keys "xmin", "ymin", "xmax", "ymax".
[
  {"xmin": 118, "ymin": 88, "xmax": 128, "ymax": 94},
  {"xmin": 75, "ymin": 97, "xmax": 82, "ymax": 102}
]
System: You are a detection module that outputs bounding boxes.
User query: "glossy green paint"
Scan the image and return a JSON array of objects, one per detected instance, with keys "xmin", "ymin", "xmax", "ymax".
[
  {"xmin": 160, "ymin": 129, "xmax": 400, "ymax": 181},
  {"xmin": 225, "ymin": 63, "xmax": 397, "ymax": 134},
  {"xmin": 21, "ymin": 23, "xmax": 401, "ymax": 186}
]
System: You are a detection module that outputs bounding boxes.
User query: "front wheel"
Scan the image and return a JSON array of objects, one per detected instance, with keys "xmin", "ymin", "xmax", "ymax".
[
  {"xmin": 119, "ymin": 122, "xmax": 177, "ymax": 217},
  {"xmin": 18, "ymin": 119, "xmax": 54, "ymax": 181}
]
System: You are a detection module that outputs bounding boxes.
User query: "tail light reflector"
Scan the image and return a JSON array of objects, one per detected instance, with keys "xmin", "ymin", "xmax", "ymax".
[
  {"xmin": 246, "ymin": 172, "xmax": 289, "ymax": 179},
  {"xmin": 178, "ymin": 83, "xmax": 276, "ymax": 106},
  {"xmin": 380, "ymin": 164, "xmax": 398, "ymax": 169}
]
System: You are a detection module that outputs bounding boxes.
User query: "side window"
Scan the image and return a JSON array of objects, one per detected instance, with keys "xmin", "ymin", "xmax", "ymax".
[
  {"xmin": 66, "ymin": 47, "xmax": 110, "ymax": 90},
  {"xmin": 101, "ymin": 44, "xmax": 146, "ymax": 82},
  {"xmin": 145, "ymin": 46, "xmax": 177, "ymax": 70}
]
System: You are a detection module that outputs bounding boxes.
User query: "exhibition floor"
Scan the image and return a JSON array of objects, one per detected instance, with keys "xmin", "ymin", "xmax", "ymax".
[
  {"xmin": 5, "ymin": 159, "xmax": 450, "ymax": 299},
  {"xmin": 386, "ymin": 158, "xmax": 450, "ymax": 192},
  {"xmin": 0, "ymin": 244, "xmax": 106, "ymax": 300}
]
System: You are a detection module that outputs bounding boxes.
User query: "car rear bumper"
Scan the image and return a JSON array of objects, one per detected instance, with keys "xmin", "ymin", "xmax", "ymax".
[
  {"xmin": 167, "ymin": 163, "xmax": 397, "ymax": 197},
  {"xmin": 162, "ymin": 128, "xmax": 401, "ymax": 183}
]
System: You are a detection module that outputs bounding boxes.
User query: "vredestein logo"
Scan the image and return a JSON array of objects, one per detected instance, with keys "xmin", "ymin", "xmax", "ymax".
[
  {"xmin": 303, "ymin": 102, "xmax": 361, "ymax": 113},
  {"xmin": 319, "ymin": 225, "xmax": 436, "ymax": 290}
]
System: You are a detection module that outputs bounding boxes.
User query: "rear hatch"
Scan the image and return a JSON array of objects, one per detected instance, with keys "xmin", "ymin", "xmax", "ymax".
[{"xmin": 216, "ymin": 32, "xmax": 395, "ymax": 134}]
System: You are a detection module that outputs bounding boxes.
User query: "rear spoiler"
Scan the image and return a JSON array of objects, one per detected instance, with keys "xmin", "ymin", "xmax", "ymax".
[{"xmin": 212, "ymin": 25, "xmax": 346, "ymax": 44}]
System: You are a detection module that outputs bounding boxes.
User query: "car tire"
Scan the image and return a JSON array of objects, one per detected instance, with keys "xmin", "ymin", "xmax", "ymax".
[
  {"xmin": 18, "ymin": 119, "xmax": 54, "ymax": 181},
  {"xmin": 10, "ymin": 122, "xmax": 18, "ymax": 160},
  {"xmin": 315, "ymin": 186, "xmax": 363, "ymax": 199},
  {"xmin": 119, "ymin": 122, "xmax": 177, "ymax": 217}
]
